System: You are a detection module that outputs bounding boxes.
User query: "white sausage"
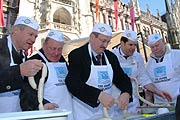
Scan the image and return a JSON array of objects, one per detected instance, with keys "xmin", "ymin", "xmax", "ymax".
[
  {"xmin": 28, "ymin": 63, "xmax": 47, "ymax": 110},
  {"xmin": 38, "ymin": 63, "xmax": 47, "ymax": 110},
  {"xmin": 28, "ymin": 77, "xmax": 37, "ymax": 90}
]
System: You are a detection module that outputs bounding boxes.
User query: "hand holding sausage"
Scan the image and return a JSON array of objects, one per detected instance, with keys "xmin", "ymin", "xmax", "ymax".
[{"xmin": 20, "ymin": 59, "xmax": 43, "ymax": 76}]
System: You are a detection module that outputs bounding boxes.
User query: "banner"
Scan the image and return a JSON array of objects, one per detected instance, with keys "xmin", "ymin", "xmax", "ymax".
[
  {"xmin": 96, "ymin": 0, "xmax": 99, "ymax": 21},
  {"xmin": 130, "ymin": 7, "xmax": 135, "ymax": 31},
  {"xmin": 0, "ymin": 0, "xmax": 4, "ymax": 26},
  {"xmin": 114, "ymin": 0, "xmax": 119, "ymax": 31}
]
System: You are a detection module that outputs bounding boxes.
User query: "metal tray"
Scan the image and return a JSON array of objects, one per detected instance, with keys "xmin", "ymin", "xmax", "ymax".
[{"xmin": 0, "ymin": 109, "xmax": 71, "ymax": 120}]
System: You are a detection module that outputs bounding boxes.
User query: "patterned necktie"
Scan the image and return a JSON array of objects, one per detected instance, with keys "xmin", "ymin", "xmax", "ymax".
[{"xmin": 96, "ymin": 54, "xmax": 102, "ymax": 65}]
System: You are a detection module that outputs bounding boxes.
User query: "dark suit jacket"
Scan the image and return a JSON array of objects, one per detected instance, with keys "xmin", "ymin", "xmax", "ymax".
[
  {"xmin": 0, "ymin": 36, "xmax": 23, "ymax": 93},
  {"xmin": 65, "ymin": 43, "xmax": 132, "ymax": 108}
]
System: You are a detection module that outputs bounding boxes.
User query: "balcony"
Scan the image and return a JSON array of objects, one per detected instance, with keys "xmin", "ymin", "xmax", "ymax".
[{"xmin": 39, "ymin": 22, "xmax": 78, "ymax": 33}]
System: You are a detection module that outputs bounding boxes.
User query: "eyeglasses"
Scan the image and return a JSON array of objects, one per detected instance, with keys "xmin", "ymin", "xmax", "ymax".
[{"xmin": 98, "ymin": 38, "xmax": 111, "ymax": 45}]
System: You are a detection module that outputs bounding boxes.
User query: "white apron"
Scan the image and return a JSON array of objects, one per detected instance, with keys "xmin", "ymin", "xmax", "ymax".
[
  {"xmin": 146, "ymin": 52, "xmax": 180, "ymax": 103},
  {"xmin": 112, "ymin": 56, "xmax": 140, "ymax": 114},
  {"xmin": 0, "ymin": 36, "xmax": 24, "ymax": 113},
  {"xmin": 73, "ymin": 44, "xmax": 113, "ymax": 120},
  {"xmin": 38, "ymin": 52, "xmax": 73, "ymax": 120}
]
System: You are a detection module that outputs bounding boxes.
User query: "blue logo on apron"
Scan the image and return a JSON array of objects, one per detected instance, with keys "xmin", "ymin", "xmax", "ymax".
[
  {"xmin": 154, "ymin": 66, "xmax": 169, "ymax": 83},
  {"xmin": 98, "ymin": 71, "xmax": 110, "ymax": 84},
  {"xmin": 55, "ymin": 67, "xmax": 67, "ymax": 78},
  {"xmin": 154, "ymin": 66, "xmax": 166, "ymax": 77},
  {"xmin": 54, "ymin": 67, "xmax": 67, "ymax": 86}
]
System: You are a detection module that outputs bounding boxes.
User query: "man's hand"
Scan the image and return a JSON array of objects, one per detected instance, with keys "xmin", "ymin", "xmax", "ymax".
[
  {"xmin": 117, "ymin": 92, "xmax": 130, "ymax": 110},
  {"xmin": 155, "ymin": 89, "xmax": 172, "ymax": 102},
  {"xmin": 145, "ymin": 84, "xmax": 172, "ymax": 102},
  {"xmin": 44, "ymin": 103, "xmax": 59, "ymax": 110},
  {"xmin": 98, "ymin": 92, "xmax": 115, "ymax": 109},
  {"xmin": 20, "ymin": 59, "xmax": 43, "ymax": 76}
]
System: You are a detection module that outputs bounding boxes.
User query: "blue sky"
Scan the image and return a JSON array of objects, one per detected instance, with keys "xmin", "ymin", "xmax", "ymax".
[{"xmin": 121, "ymin": 0, "xmax": 167, "ymax": 16}]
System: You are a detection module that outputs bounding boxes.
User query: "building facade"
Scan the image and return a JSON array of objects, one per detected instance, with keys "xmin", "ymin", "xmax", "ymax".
[
  {"xmin": 0, "ymin": 0, "xmax": 179, "ymax": 57},
  {"xmin": 164, "ymin": 0, "xmax": 180, "ymax": 49}
]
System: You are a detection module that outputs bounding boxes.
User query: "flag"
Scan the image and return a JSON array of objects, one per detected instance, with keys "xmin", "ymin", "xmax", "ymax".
[
  {"xmin": 114, "ymin": 0, "xmax": 119, "ymax": 31},
  {"xmin": 25, "ymin": 46, "xmax": 33, "ymax": 57},
  {"xmin": 130, "ymin": 7, "xmax": 135, "ymax": 31},
  {"xmin": 96, "ymin": 0, "xmax": 99, "ymax": 21},
  {"xmin": 0, "ymin": 0, "xmax": 4, "ymax": 26}
]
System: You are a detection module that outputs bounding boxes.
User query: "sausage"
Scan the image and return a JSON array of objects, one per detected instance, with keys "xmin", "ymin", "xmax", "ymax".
[{"xmin": 28, "ymin": 63, "xmax": 48, "ymax": 110}]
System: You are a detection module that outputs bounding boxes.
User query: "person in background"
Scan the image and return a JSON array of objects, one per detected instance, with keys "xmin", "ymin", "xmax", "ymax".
[
  {"xmin": 145, "ymin": 33, "xmax": 180, "ymax": 104},
  {"xmin": 20, "ymin": 29, "xmax": 73, "ymax": 120},
  {"xmin": 65, "ymin": 23, "xmax": 133, "ymax": 120},
  {"xmin": 0, "ymin": 16, "xmax": 43, "ymax": 113},
  {"xmin": 111, "ymin": 30, "xmax": 172, "ymax": 114}
]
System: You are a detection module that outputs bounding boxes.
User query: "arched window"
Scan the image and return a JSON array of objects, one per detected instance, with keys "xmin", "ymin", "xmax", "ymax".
[{"xmin": 53, "ymin": 7, "xmax": 71, "ymax": 25}]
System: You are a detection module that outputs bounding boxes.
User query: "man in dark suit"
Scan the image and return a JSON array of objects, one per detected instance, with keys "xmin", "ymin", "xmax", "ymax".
[
  {"xmin": 65, "ymin": 23, "xmax": 132, "ymax": 120},
  {"xmin": 0, "ymin": 16, "xmax": 43, "ymax": 113}
]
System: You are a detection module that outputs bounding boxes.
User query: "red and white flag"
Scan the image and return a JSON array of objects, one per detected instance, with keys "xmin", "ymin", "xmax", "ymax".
[
  {"xmin": 130, "ymin": 7, "xmax": 135, "ymax": 31},
  {"xmin": 25, "ymin": 46, "xmax": 33, "ymax": 57},
  {"xmin": 0, "ymin": 0, "xmax": 5, "ymax": 26},
  {"xmin": 114, "ymin": 0, "xmax": 119, "ymax": 31}
]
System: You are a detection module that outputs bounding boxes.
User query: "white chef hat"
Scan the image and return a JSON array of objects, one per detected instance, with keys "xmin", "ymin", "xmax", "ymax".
[
  {"xmin": 14, "ymin": 16, "xmax": 39, "ymax": 31},
  {"xmin": 92, "ymin": 23, "xmax": 112, "ymax": 37},
  {"xmin": 47, "ymin": 29, "xmax": 64, "ymax": 42},
  {"xmin": 148, "ymin": 33, "xmax": 163, "ymax": 45},
  {"xmin": 122, "ymin": 30, "xmax": 137, "ymax": 42}
]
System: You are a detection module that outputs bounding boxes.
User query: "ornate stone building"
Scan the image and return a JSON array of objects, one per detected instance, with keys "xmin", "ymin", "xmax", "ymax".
[
  {"xmin": 0, "ymin": 0, "xmax": 179, "ymax": 58},
  {"xmin": 164, "ymin": 0, "xmax": 180, "ymax": 49}
]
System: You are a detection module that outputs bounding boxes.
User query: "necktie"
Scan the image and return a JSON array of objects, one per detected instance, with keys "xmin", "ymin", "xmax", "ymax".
[
  {"xmin": 96, "ymin": 54, "xmax": 102, "ymax": 65},
  {"xmin": 124, "ymin": 55, "xmax": 129, "ymax": 59}
]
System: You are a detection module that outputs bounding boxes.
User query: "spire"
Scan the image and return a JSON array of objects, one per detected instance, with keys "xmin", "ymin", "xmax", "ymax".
[
  {"xmin": 146, "ymin": 4, "xmax": 151, "ymax": 14},
  {"xmin": 129, "ymin": 0, "xmax": 133, "ymax": 8},
  {"xmin": 136, "ymin": 0, "xmax": 141, "ymax": 16},
  {"xmin": 165, "ymin": 0, "xmax": 171, "ymax": 14},
  {"xmin": 132, "ymin": 0, "xmax": 141, "ymax": 17},
  {"xmin": 156, "ymin": 9, "xmax": 161, "ymax": 20},
  {"xmin": 171, "ymin": 0, "xmax": 175, "ymax": 11}
]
